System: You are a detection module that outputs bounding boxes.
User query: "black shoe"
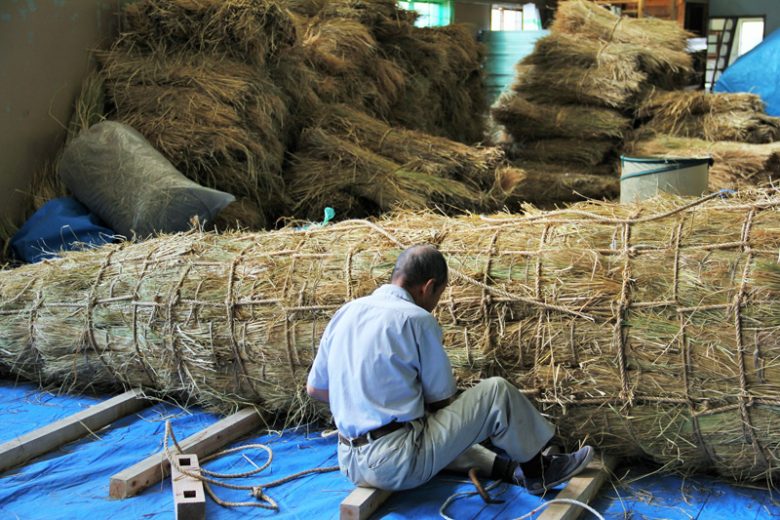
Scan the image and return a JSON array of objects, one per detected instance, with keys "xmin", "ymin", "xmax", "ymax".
[{"xmin": 513, "ymin": 445, "xmax": 594, "ymax": 495}]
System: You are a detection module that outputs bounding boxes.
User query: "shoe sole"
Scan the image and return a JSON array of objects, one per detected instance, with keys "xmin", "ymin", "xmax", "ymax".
[{"xmin": 526, "ymin": 446, "xmax": 595, "ymax": 496}]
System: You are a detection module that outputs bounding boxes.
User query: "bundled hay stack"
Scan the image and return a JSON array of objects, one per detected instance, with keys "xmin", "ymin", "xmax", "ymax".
[
  {"xmin": 286, "ymin": 127, "xmax": 514, "ymax": 220},
  {"xmin": 504, "ymin": 162, "xmax": 619, "ymax": 207},
  {"xmin": 97, "ymin": 0, "xmax": 302, "ymax": 222},
  {"xmin": 492, "ymin": 0, "xmax": 693, "ymax": 197},
  {"xmin": 3, "ymin": 190, "xmax": 780, "ymax": 481},
  {"xmin": 299, "ymin": 0, "xmax": 487, "ymax": 143},
  {"xmin": 638, "ymin": 91, "xmax": 780, "ymax": 144},
  {"xmin": 384, "ymin": 23, "xmax": 487, "ymax": 143},
  {"xmin": 626, "ymin": 134, "xmax": 780, "ymax": 189}
]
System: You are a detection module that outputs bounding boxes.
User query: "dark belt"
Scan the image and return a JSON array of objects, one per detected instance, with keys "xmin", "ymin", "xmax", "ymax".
[{"xmin": 338, "ymin": 421, "xmax": 406, "ymax": 447}]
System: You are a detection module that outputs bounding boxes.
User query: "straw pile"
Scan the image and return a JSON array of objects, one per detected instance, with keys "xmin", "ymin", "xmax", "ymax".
[
  {"xmin": 638, "ymin": 91, "xmax": 780, "ymax": 144},
  {"xmin": 626, "ymin": 134, "xmax": 780, "ymax": 190},
  {"xmin": 492, "ymin": 0, "xmax": 693, "ymax": 187},
  {"xmin": 97, "ymin": 38, "xmax": 291, "ymax": 220},
  {"xmin": 286, "ymin": 105, "xmax": 517, "ymax": 219},
  {"xmin": 2, "ymin": 190, "xmax": 780, "ymax": 481},
  {"xmin": 299, "ymin": 0, "xmax": 487, "ymax": 143}
]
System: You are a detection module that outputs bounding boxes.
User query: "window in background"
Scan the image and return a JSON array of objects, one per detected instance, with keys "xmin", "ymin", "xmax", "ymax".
[
  {"xmin": 491, "ymin": 7, "xmax": 523, "ymax": 31},
  {"xmin": 735, "ymin": 18, "xmax": 765, "ymax": 57},
  {"xmin": 490, "ymin": 4, "xmax": 541, "ymax": 31},
  {"xmin": 398, "ymin": 0, "xmax": 452, "ymax": 27},
  {"xmin": 705, "ymin": 16, "xmax": 765, "ymax": 90}
]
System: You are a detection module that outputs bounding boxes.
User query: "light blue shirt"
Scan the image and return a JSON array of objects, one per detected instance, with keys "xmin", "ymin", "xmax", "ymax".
[{"xmin": 307, "ymin": 284, "xmax": 457, "ymax": 438}]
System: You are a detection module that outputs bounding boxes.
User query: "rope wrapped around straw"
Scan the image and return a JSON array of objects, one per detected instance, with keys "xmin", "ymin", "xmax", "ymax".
[{"xmin": 2, "ymin": 190, "xmax": 780, "ymax": 480}]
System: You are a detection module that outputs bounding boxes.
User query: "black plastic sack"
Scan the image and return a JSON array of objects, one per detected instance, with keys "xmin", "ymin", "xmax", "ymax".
[{"xmin": 59, "ymin": 121, "xmax": 235, "ymax": 238}]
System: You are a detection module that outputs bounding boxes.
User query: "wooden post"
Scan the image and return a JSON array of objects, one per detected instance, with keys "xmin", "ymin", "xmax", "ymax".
[
  {"xmin": 340, "ymin": 487, "xmax": 393, "ymax": 520},
  {"xmin": 0, "ymin": 389, "xmax": 147, "ymax": 473},
  {"xmin": 109, "ymin": 407, "xmax": 262, "ymax": 498},
  {"xmin": 536, "ymin": 454, "xmax": 619, "ymax": 520},
  {"xmin": 637, "ymin": 0, "xmax": 645, "ymax": 18},
  {"xmin": 171, "ymin": 454, "xmax": 206, "ymax": 520}
]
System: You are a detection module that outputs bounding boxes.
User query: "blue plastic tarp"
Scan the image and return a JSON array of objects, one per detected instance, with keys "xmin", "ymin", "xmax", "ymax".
[
  {"xmin": 10, "ymin": 197, "xmax": 114, "ymax": 263},
  {"xmin": 714, "ymin": 29, "xmax": 780, "ymax": 116},
  {"xmin": 1, "ymin": 380, "xmax": 778, "ymax": 519}
]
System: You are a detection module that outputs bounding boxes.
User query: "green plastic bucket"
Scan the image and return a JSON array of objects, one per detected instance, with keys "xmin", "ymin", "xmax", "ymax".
[{"xmin": 620, "ymin": 155, "xmax": 712, "ymax": 203}]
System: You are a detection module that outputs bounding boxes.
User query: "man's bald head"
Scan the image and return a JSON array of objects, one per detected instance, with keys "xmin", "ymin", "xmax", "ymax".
[{"xmin": 391, "ymin": 245, "xmax": 448, "ymax": 291}]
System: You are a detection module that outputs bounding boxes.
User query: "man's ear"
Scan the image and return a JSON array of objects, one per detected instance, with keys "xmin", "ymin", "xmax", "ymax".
[{"xmin": 422, "ymin": 278, "xmax": 437, "ymax": 296}]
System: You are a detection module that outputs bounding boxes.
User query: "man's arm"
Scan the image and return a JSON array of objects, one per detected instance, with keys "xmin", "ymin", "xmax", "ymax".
[{"xmin": 306, "ymin": 384, "xmax": 330, "ymax": 404}]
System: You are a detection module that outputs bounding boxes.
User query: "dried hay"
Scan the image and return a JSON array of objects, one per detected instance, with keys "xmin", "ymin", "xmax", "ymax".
[
  {"xmin": 638, "ymin": 91, "xmax": 780, "ymax": 144},
  {"xmin": 549, "ymin": 1, "xmax": 692, "ymax": 89},
  {"xmin": 552, "ymin": 0, "xmax": 691, "ymax": 52},
  {"xmin": 504, "ymin": 137, "xmax": 616, "ymax": 167},
  {"xmin": 503, "ymin": 161, "xmax": 619, "ymax": 208},
  {"xmin": 4, "ymin": 190, "xmax": 780, "ymax": 480},
  {"xmin": 491, "ymin": 92, "xmax": 631, "ymax": 141},
  {"xmin": 286, "ymin": 126, "xmax": 504, "ymax": 218},
  {"xmin": 315, "ymin": 104, "xmax": 505, "ymax": 187},
  {"xmin": 384, "ymin": 23, "xmax": 487, "ymax": 143},
  {"xmin": 66, "ymin": 70, "xmax": 106, "ymax": 142},
  {"xmin": 98, "ymin": 47, "xmax": 289, "ymax": 215},
  {"xmin": 120, "ymin": 0, "xmax": 298, "ymax": 65},
  {"xmin": 625, "ymin": 134, "xmax": 780, "ymax": 190},
  {"xmin": 512, "ymin": 62, "xmax": 646, "ymax": 110}
]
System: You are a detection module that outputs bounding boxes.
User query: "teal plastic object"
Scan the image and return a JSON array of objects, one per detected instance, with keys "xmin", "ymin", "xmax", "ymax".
[{"xmin": 481, "ymin": 30, "xmax": 548, "ymax": 105}]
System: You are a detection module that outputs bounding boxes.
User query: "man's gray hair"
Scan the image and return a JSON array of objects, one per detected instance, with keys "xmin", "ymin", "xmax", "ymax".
[{"xmin": 391, "ymin": 245, "xmax": 448, "ymax": 289}]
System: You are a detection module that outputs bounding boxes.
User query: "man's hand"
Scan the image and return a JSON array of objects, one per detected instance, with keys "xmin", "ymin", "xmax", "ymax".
[{"xmin": 306, "ymin": 384, "xmax": 330, "ymax": 404}]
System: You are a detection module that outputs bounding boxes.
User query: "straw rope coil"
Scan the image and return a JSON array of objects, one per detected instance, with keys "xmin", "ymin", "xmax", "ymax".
[{"xmin": 2, "ymin": 190, "xmax": 780, "ymax": 480}]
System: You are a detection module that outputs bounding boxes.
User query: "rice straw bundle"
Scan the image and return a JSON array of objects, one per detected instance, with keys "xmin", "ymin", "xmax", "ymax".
[
  {"xmin": 385, "ymin": 23, "xmax": 487, "ymax": 143},
  {"xmin": 3, "ymin": 190, "xmax": 780, "ymax": 481},
  {"xmin": 98, "ymin": 46, "xmax": 290, "ymax": 216},
  {"xmin": 315, "ymin": 104, "xmax": 505, "ymax": 187},
  {"xmin": 513, "ymin": 62, "xmax": 646, "ymax": 110},
  {"xmin": 548, "ymin": 1, "xmax": 692, "ymax": 90},
  {"xmin": 300, "ymin": 16, "xmax": 406, "ymax": 118},
  {"xmin": 120, "ymin": 0, "xmax": 298, "ymax": 65},
  {"xmin": 638, "ymin": 91, "xmax": 780, "ymax": 144},
  {"xmin": 552, "ymin": 0, "xmax": 691, "ymax": 52},
  {"xmin": 491, "ymin": 93, "xmax": 631, "ymax": 141},
  {"xmin": 626, "ymin": 134, "xmax": 780, "ymax": 189},
  {"xmin": 503, "ymin": 161, "xmax": 619, "ymax": 208},
  {"xmin": 286, "ymin": 127, "xmax": 501, "ymax": 217},
  {"xmin": 505, "ymin": 138, "xmax": 616, "ymax": 167}
]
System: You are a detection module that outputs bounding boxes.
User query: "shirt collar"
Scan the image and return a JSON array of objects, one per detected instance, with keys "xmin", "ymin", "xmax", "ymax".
[{"xmin": 375, "ymin": 284, "xmax": 415, "ymax": 304}]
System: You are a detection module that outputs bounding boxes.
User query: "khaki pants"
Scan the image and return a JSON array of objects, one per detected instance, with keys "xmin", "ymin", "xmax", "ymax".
[{"xmin": 338, "ymin": 377, "xmax": 555, "ymax": 491}]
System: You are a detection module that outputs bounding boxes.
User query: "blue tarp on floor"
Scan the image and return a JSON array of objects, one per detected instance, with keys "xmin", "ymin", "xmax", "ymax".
[{"xmin": 0, "ymin": 380, "xmax": 776, "ymax": 519}]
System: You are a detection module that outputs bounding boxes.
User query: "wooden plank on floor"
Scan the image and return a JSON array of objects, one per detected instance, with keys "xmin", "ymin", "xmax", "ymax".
[
  {"xmin": 109, "ymin": 407, "xmax": 262, "ymax": 498},
  {"xmin": 0, "ymin": 389, "xmax": 148, "ymax": 473},
  {"xmin": 537, "ymin": 453, "xmax": 619, "ymax": 520},
  {"xmin": 340, "ymin": 486, "xmax": 393, "ymax": 520}
]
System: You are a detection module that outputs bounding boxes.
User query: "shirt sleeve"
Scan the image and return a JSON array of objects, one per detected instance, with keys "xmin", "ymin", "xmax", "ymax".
[
  {"xmin": 307, "ymin": 322, "xmax": 332, "ymax": 391},
  {"xmin": 414, "ymin": 314, "xmax": 457, "ymax": 403}
]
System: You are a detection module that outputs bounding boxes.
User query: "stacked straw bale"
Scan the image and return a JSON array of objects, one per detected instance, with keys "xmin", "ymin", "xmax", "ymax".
[
  {"xmin": 286, "ymin": 105, "xmax": 517, "ymax": 219},
  {"xmin": 638, "ymin": 91, "xmax": 780, "ymax": 144},
  {"xmin": 97, "ymin": 0, "xmax": 302, "ymax": 224},
  {"xmin": 3, "ymin": 189, "xmax": 780, "ymax": 481},
  {"xmin": 492, "ymin": 0, "xmax": 693, "ymax": 178},
  {"xmin": 489, "ymin": 0, "xmax": 698, "ymax": 206},
  {"xmin": 299, "ymin": 0, "xmax": 487, "ymax": 143}
]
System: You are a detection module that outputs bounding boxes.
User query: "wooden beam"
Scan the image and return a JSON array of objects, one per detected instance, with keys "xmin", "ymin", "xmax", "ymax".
[
  {"xmin": 537, "ymin": 454, "xmax": 620, "ymax": 520},
  {"xmin": 171, "ymin": 453, "xmax": 206, "ymax": 520},
  {"xmin": 0, "ymin": 389, "xmax": 148, "ymax": 473},
  {"xmin": 109, "ymin": 407, "xmax": 262, "ymax": 498},
  {"xmin": 340, "ymin": 486, "xmax": 393, "ymax": 520}
]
